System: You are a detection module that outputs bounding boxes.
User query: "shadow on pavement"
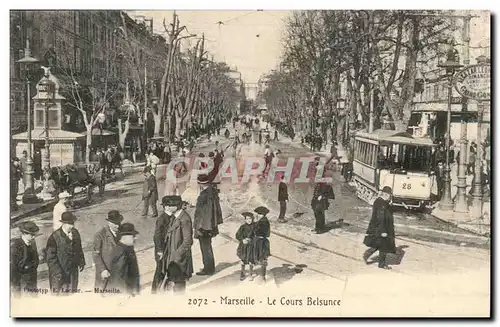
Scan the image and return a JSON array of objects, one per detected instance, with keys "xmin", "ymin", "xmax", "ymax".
[
  {"xmin": 369, "ymin": 245, "xmax": 409, "ymax": 266},
  {"xmin": 269, "ymin": 263, "xmax": 308, "ymax": 286}
]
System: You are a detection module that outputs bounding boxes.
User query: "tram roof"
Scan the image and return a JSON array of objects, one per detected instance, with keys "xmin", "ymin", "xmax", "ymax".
[{"xmin": 355, "ymin": 130, "xmax": 436, "ymax": 147}]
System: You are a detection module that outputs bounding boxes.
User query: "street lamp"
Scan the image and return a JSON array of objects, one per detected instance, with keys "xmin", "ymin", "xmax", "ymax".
[
  {"xmin": 438, "ymin": 45, "xmax": 463, "ymax": 211},
  {"xmin": 37, "ymin": 72, "xmax": 56, "ymax": 169},
  {"xmin": 17, "ymin": 39, "xmax": 40, "ymax": 204},
  {"xmin": 470, "ymin": 55, "xmax": 490, "ymax": 217}
]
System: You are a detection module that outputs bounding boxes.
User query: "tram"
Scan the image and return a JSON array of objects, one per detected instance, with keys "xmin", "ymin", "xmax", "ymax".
[{"xmin": 352, "ymin": 130, "xmax": 438, "ymax": 210}]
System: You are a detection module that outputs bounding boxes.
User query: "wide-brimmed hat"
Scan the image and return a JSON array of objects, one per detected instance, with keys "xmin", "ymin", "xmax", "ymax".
[
  {"xmin": 107, "ymin": 210, "xmax": 124, "ymax": 225},
  {"xmin": 162, "ymin": 195, "xmax": 183, "ymax": 207},
  {"xmin": 381, "ymin": 186, "xmax": 393, "ymax": 195},
  {"xmin": 197, "ymin": 174, "xmax": 210, "ymax": 184},
  {"xmin": 19, "ymin": 221, "xmax": 40, "ymax": 235},
  {"xmin": 254, "ymin": 206, "xmax": 270, "ymax": 215},
  {"xmin": 60, "ymin": 211, "xmax": 77, "ymax": 224},
  {"xmin": 58, "ymin": 191, "xmax": 71, "ymax": 199},
  {"xmin": 241, "ymin": 212, "xmax": 254, "ymax": 219},
  {"xmin": 118, "ymin": 223, "xmax": 139, "ymax": 236}
]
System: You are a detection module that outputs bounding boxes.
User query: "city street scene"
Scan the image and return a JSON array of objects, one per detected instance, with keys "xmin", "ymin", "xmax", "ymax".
[{"xmin": 9, "ymin": 10, "xmax": 491, "ymax": 317}]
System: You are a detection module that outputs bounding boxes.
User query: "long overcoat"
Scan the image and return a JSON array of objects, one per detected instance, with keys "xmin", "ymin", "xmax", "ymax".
[
  {"xmin": 10, "ymin": 238, "xmax": 39, "ymax": 292},
  {"xmin": 162, "ymin": 210, "xmax": 194, "ymax": 280},
  {"xmin": 45, "ymin": 228, "xmax": 86, "ymax": 289},
  {"xmin": 107, "ymin": 243, "xmax": 140, "ymax": 295},
  {"xmin": 193, "ymin": 185, "xmax": 223, "ymax": 238},
  {"xmin": 363, "ymin": 197, "xmax": 396, "ymax": 253},
  {"xmin": 92, "ymin": 227, "xmax": 118, "ymax": 289}
]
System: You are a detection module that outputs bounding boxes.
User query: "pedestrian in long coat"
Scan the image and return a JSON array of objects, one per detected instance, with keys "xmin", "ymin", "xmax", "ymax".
[
  {"xmin": 46, "ymin": 212, "xmax": 86, "ymax": 294},
  {"xmin": 92, "ymin": 210, "xmax": 123, "ymax": 290},
  {"xmin": 236, "ymin": 212, "xmax": 255, "ymax": 281},
  {"xmin": 193, "ymin": 174, "xmax": 223, "ymax": 276},
  {"xmin": 11, "ymin": 221, "xmax": 41, "ymax": 297},
  {"xmin": 142, "ymin": 166, "xmax": 158, "ymax": 218},
  {"xmin": 277, "ymin": 175, "xmax": 288, "ymax": 223},
  {"xmin": 310, "ymin": 172, "xmax": 335, "ymax": 233},
  {"xmin": 152, "ymin": 196, "xmax": 173, "ymax": 293},
  {"xmin": 363, "ymin": 186, "xmax": 396, "ymax": 270},
  {"xmin": 252, "ymin": 206, "xmax": 271, "ymax": 281},
  {"xmin": 107, "ymin": 223, "xmax": 140, "ymax": 296},
  {"xmin": 160, "ymin": 195, "xmax": 194, "ymax": 293}
]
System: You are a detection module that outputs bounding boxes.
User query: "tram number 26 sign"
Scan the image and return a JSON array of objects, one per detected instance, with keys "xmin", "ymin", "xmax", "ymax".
[{"xmin": 454, "ymin": 64, "xmax": 490, "ymax": 101}]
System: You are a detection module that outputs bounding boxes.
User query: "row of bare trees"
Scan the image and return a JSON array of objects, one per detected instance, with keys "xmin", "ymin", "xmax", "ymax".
[
  {"xmin": 57, "ymin": 11, "xmax": 241, "ymax": 163},
  {"xmin": 262, "ymin": 10, "xmax": 461, "ymax": 146}
]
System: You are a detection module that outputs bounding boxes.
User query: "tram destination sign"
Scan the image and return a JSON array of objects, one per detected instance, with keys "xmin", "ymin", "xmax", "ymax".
[{"xmin": 454, "ymin": 64, "xmax": 490, "ymax": 101}]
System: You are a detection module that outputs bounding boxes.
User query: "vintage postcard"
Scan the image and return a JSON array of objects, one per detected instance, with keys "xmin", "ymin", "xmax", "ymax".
[{"xmin": 9, "ymin": 9, "xmax": 491, "ymax": 317}]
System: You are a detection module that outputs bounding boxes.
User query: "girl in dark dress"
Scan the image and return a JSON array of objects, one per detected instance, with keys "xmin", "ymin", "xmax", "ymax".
[
  {"xmin": 235, "ymin": 212, "xmax": 255, "ymax": 281},
  {"xmin": 252, "ymin": 206, "xmax": 271, "ymax": 281}
]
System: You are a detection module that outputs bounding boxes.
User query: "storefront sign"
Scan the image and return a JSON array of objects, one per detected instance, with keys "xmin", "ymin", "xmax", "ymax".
[{"xmin": 454, "ymin": 64, "xmax": 490, "ymax": 101}]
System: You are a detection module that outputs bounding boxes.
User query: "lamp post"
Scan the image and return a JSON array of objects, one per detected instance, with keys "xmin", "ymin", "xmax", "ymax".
[
  {"xmin": 470, "ymin": 55, "xmax": 490, "ymax": 217},
  {"xmin": 38, "ymin": 72, "xmax": 56, "ymax": 169},
  {"xmin": 17, "ymin": 39, "xmax": 40, "ymax": 203},
  {"xmin": 438, "ymin": 46, "xmax": 463, "ymax": 211}
]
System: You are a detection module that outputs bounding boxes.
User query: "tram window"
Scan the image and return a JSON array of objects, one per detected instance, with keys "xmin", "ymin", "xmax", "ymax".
[{"xmin": 370, "ymin": 144, "xmax": 376, "ymax": 166}]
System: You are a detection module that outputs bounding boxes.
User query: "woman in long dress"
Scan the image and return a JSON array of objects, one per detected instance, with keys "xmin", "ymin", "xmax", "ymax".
[{"xmin": 181, "ymin": 153, "xmax": 206, "ymax": 207}]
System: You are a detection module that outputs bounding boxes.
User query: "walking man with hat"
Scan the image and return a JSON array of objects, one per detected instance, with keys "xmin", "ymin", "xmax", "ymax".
[
  {"xmin": 46, "ymin": 212, "xmax": 86, "ymax": 294},
  {"xmin": 142, "ymin": 166, "xmax": 159, "ymax": 218},
  {"xmin": 93, "ymin": 210, "xmax": 123, "ymax": 290},
  {"xmin": 107, "ymin": 223, "xmax": 140, "ymax": 296},
  {"xmin": 154, "ymin": 195, "xmax": 194, "ymax": 293},
  {"xmin": 193, "ymin": 174, "xmax": 223, "ymax": 276},
  {"xmin": 10, "ymin": 221, "xmax": 41, "ymax": 297},
  {"xmin": 53, "ymin": 191, "xmax": 71, "ymax": 231},
  {"xmin": 363, "ymin": 186, "xmax": 396, "ymax": 270}
]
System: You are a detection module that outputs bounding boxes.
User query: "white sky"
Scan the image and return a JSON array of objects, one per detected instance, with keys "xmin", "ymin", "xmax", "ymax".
[{"xmin": 130, "ymin": 10, "xmax": 291, "ymax": 84}]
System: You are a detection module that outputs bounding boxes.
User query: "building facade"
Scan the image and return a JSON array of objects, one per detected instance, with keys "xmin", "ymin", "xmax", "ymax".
[{"xmin": 10, "ymin": 10, "xmax": 168, "ymax": 139}]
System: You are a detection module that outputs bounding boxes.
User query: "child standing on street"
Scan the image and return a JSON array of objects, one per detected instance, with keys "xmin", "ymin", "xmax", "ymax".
[
  {"xmin": 236, "ymin": 212, "xmax": 256, "ymax": 281},
  {"xmin": 252, "ymin": 206, "xmax": 271, "ymax": 281}
]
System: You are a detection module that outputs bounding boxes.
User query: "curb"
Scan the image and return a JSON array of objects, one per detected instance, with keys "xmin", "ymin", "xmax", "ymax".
[{"xmin": 10, "ymin": 199, "xmax": 58, "ymax": 225}]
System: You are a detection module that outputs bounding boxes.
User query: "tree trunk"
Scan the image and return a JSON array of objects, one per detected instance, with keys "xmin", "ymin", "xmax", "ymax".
[
  {"xmin": 85, "ymin": 128, "xmax": 92, "ymax": 164},
  {"xmin": 153, "ymin": 113, "xmax": 161, "ymax": 137},
  {"xmin": 118, "ymin": 118, "xmax": 130, "ymax": 150}
]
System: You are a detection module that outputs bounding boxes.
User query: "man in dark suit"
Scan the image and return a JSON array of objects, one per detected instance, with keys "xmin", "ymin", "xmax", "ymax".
[
  {"xmin": 363, "ymin": 186, "xmax": 396, "ymax": 270},
  {"xmin": 310, "ymin": 165, "xmax": 335, "ymax": 234},
  {"xmin": 11, "ymin": 221, "xmax": 41, "ymax": 297},
  {"xmin": 142, "ymin": 166, "xmax": 158, "ymax": 218},
  {"xmin": 155, "ymin": 195, "xmax": 194, "ymax": 293},
  {"xmin": 151, "ymin": 196, "xmax": 174, "ymax": 293},
  {"xmin": 108, "ymin": 223, "xmax": 140, "ymax": 296},
  {"xmin": 194, "ymin": 174, "xmax": 223, "ymax": 276},
  {"xmin": 46, "ymin": 212, "xmax": 86, "ymax": 294},
  {"xmin": 93, "ymin": 210, "xmax": 123, "ymax": 290},
  {"xmin": 278, "ymin": 175, "xmax": 288, "ymax": 223}
]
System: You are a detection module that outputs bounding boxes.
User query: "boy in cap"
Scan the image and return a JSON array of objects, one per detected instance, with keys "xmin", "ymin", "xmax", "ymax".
[
  {"xmin": 363, "ymin": 186, "xmax": 396, "ymax": 270},
  {"xmin": 108, "ymin": 223, "xmax": 140, "ymax": 296},
  {"xmin": 10, "ymin": 221, "xmax": 41, "ymax": 297},
  {"xmin": 142, "ymin": 166, "xmax": 159, "ymax": 218},
  {"xmin": 53, "ymin": 191, "xmax": 71, "ymax": 231},
  {"xmin": 235, "ymin": 212, "xmax": 255, "ymax": 281},
  {"xmin": 93, "ymin": 210, "xmax": 123, "ymax": 290},
  {"xmin": 46, "ymin": 212, "xmax": 86, "ymax": 294}
]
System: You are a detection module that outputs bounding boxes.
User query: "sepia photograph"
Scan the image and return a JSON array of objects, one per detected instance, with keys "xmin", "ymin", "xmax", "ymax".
[{"xmin": 7, "ymin": 6, "xmax": 491, "ymax": 318}]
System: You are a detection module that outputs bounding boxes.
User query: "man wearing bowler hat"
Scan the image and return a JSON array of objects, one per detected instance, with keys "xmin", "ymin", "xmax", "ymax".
[
  {"xmin": 142, "ymin": 166, "xmax": 159, "ymax": 218},
  {"xmin": 93, "ymin": 210, "xmax": 123, "ymax": 290},
  {"xmin": 154, "ymin": 195, "xmax": 194, "ymax": 293},
  {"xmin": 107, "ymin": 223, "xmax": 140, "ymax": 296},
  {"xmin": 363, "ymin": 186, "xmax": 396, "ymax": 270},
  {"xmin": 151, "ymin": 195, "xmax": 176, "ymax": 293},
  {"xmin": 10, "ymin": 221, "xmax": 41, "ymax": 297},
  {"xmin": 46, "ymin": 211, "xmax": 86, "ymax": 294},
  {"xmin": 194, "ymin": 174, "xmax": 223, "ymax": 276}
]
